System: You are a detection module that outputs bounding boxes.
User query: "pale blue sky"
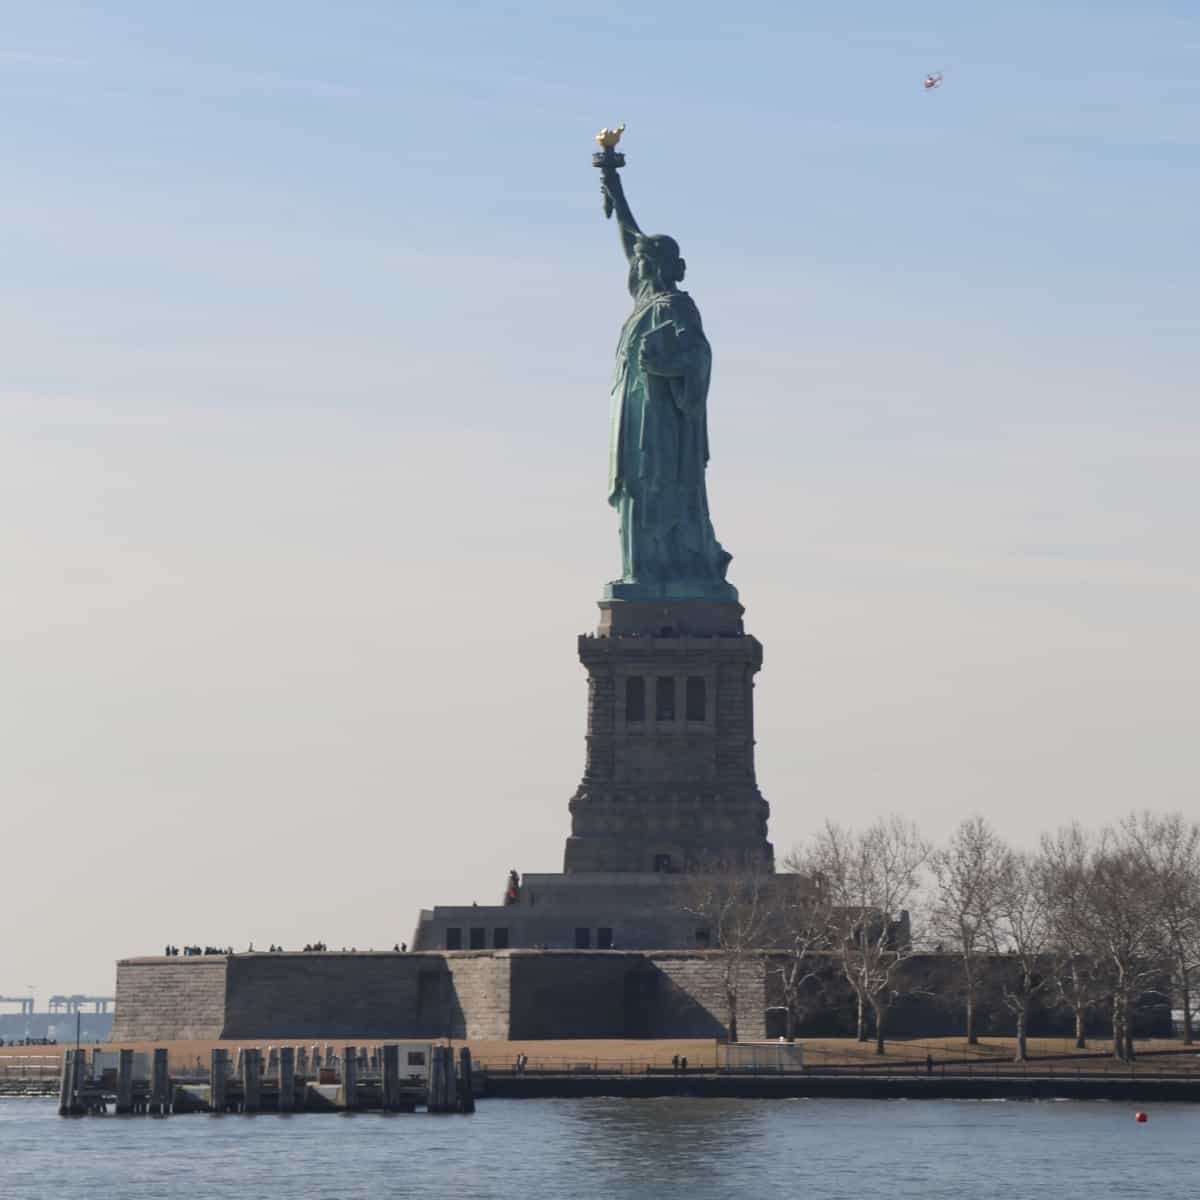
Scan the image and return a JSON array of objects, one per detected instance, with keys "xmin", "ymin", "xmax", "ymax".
[{"xmin": 2, "ymin": 2, "xmax": 1197, "ymax": 996}]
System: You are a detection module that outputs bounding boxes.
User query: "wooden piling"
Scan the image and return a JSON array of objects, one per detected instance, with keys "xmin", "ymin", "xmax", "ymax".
[
  {"xmin": 458, "ymin": 1047, "xmax": 476, "ymax": 1114},
  {"xmin": 381, "ymin": 1044, "xmax": 401, "ymax": 1111},
  {"xmin": 116, "ymin": 1049, "xmax": 134, "ymax": 1115},
  {"xmin": 343, "ymin": 1043, "xmax": 359, "ymax": 1110},
  {"xmin": 149, "ymin": 1048, "xmax": 170, "ymax": 1115},
  {"xmin": 428, "ymin": 1045, "xmax": 456, "ymax": 1112},
  {"xmin": 57, "ymin": 1049, "xmax": 71, "ymax": 1116},
  {"xmin": 73, "ymin": 1047, "xmax": 88, "ymax": 1113},
  {"xmin": 279, "ymin": 1046, "xmax": 295, "ymax": 1112},
  {"xmin": 210, "ymin": 1048, "xmax": 228, "ymax": 1112},
  {"xmin": 242, "ymin": 1048, "xmax": 261, "ymax": 1113},
  {"xmin": 58, "ymin": 1048, "xmax": 81, "ymax": 1116},
  {"xmin": 426, "ymin": 1046, "xmax": 442, "ymax": 1111}
]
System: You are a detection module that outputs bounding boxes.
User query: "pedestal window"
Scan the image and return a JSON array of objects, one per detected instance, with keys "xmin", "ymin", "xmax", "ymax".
[
  {"xmin": 655, "ymin": 677, "xmax": 675, "ymax": 721},
  {"xmin": 625, "ymin": 676, "xmax": 645, "ymax": 722}
]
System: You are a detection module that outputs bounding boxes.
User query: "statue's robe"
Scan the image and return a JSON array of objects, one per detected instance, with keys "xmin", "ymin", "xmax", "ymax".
[{"xmin": 608, "ymin": 288, "xmax": 731, "ymax": 586}]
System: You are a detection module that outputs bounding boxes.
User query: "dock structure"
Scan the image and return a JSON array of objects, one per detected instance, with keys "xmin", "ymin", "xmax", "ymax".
[{"xmin": 55, "ymin": 1042, "xmax": 475, "ymax": 1117}]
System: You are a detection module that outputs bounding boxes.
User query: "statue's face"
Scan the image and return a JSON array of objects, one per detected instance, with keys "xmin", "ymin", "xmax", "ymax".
[
  {"xmin": 634, "ymin": 236, "xmax": 683, "ymax": 292},
  {"xmin": 633, "ymin": 244, "xmax": 659, "ymax": 288}
]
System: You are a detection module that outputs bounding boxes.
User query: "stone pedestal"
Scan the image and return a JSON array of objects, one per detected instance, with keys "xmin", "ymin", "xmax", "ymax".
[{"xmin": 564, "ymin": 599, "xmax": 773, "ymax": 874}]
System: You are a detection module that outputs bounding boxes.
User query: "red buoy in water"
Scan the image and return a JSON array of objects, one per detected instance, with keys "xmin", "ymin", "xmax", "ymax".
[{"xmin": 1135, "ymin": 1111, "xmax": 1148, "ymax": 1123}]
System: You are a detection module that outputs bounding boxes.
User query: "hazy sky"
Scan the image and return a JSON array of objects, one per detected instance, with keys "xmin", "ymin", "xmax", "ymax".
[{"xmin": 2, "ymin": 2, "xmax": 1197, "ymax": 998}]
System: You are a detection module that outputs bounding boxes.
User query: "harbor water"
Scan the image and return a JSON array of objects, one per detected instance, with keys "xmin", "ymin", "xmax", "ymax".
[{"xmin": 2, "ymin": 1095, "xmax": 1197, "ymax": 1198}]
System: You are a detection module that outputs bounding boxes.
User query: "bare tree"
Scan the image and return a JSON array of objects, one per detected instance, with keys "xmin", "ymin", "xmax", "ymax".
[
  {"xmin": 775, "ymin": 850, "xmax": 835, "ymax": 1040},
  {"xmin": 810, "ymin": 817, "xmax": 930, "ymax": 1055},
  {"xmin": 989, "ymin": 850, "xmax": 1053, "ymax": 1062},
  {"xmin": 1080, "ymin": 828, "xmax": 1162, "ymax": 1061},
  {"xmin": 681, "ymin": 860, "xmax": 771, "ymax": 1043},
  {"xmin": 929, "ymin": 816, "xmax": 1008, "ymax": 1045},
  {"xmin": 1041, "ymin": 823, "xmax": 1110, "ymax": 1048},
  {"xmin": 1121, "ymin": 811, "xmax": 1200, "ymax": 1045}
]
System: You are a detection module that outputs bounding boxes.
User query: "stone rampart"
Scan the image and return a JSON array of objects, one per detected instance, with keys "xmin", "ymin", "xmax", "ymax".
[
  {"xmin": 112, "ymin": 949, "xmax": 753, "ymax": 1042},
  {"xmin": 222, "ymin": 953, "xmax": 438, "ymax": 1039},
  {"xmin": 111, "ymin": 957, "xmax": 228, "ymax": 1041}
]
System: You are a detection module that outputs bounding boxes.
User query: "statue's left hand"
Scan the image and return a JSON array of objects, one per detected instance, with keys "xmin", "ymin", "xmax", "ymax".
[{"xmin": 639, "ymin": 346, "xmax": 682, "ymax": 377}]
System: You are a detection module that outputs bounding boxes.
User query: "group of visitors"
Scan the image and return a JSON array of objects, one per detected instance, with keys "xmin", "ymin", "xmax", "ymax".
[
  {"xmin": 671, "ymin": 1055, "xmax": 689, "ymax": 1073},
  {"xmin": 159, "ymin": 939, "xmax": 414, "ymax": 956}
]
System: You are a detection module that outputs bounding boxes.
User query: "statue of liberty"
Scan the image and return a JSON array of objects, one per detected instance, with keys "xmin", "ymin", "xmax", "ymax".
[{"xmin": 594, "ymin": 129, "xmax": 736, "ymax": 603}]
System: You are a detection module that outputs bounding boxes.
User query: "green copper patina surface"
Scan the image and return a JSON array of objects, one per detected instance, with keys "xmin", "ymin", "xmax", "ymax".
[{"xmin": 595, "ymin": 140, "xmax": 737, "ymax": 603}]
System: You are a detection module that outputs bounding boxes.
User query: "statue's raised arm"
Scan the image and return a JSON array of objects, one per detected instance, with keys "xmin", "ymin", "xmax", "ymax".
[
  {"xmin": 601, "ymin": 167, "xmax": 640, "ymax": 262},
  {"xmin": 593, "ymin": 125, "xmax": 641, "ymax": 264}
]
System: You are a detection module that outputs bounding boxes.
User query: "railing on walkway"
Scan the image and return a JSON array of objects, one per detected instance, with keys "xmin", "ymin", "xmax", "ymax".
[
  {"xmin": 0, "ymin": 1056, "xmax": 60, "ymax": 1081},
  {"xmin": 473, "ymin": 1054, "xmax": 1200, "ymax": 1082}
]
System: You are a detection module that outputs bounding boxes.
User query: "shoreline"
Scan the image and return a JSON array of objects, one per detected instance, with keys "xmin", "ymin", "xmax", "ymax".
[{"xmin": 481, "ymin": 1074, "xmax": 1200, "ymax": 1103}]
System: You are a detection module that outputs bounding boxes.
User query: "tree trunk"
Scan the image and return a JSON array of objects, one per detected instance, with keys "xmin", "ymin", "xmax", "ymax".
[
  {"xmin": 1074, "ymin": 1008, "xmax": 1086, "ymax": 1050},
  {"xmin": 1124, "ymin": 1011, "xmax": 1134, "ymax": 1061},
  {"xmin": 784, "ymin": 1003, "xmax": 796, "ymax": 1043},
  {"xmin": 871, "ymin": 999, "xmax": 887, "ymax": 1055},
  {"xmin": 965, "ymin": 986, "xmax": 977, "ymax": 1046},
  {"xmin": 1182, "ymin": 977, "xmax": 1194, "ymax": 1046},
  {"xmin": 727, "ymin": 990, "xmax": 739, "ymax": 1044},
  {"xmin": 1111, "ymin": 992, "xmax": 1125, "ymax": 1061},
  {"xmin": 855, "ymin": 993, "xmax": 867, "ymax": 1042},
  {"xmin": 1013, "ymin": 1007, "xmax": 1028, "ymax": 1063}
]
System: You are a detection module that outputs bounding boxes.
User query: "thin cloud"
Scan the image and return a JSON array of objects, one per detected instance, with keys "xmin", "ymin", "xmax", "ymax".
[{"xmin": 0, "ymin": 50, "xmax": 82, "ymax": 67}]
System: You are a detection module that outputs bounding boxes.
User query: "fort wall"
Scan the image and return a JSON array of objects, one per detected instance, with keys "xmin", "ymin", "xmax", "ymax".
[
  {"xmin": 112, "ymin": 950, "xmax": 759, "ymax": 1042},
  {"xmin": 111, "ymin": 957, "xmax": 228, "ymax": 1041},
  {"xmin": 111, "ymin": 950, "xmax": 1171, "ymax": 1043}
]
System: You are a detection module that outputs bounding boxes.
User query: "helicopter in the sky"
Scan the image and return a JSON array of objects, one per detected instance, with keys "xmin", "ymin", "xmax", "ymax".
[{"xmin": 923, "ymin": 70, "xmax": 943, "ymax": 90}]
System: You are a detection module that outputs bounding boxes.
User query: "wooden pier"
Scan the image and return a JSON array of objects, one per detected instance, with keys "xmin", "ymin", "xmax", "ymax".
[{"xmin": 56, "ymin": 1043, "xmax": 478, "ymax": 1117}]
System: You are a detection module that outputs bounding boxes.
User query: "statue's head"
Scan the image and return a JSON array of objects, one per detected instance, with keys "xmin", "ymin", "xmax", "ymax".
[{"xmin": 633, "ymin": 234, "xmax": 686, "ymax": 291}]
